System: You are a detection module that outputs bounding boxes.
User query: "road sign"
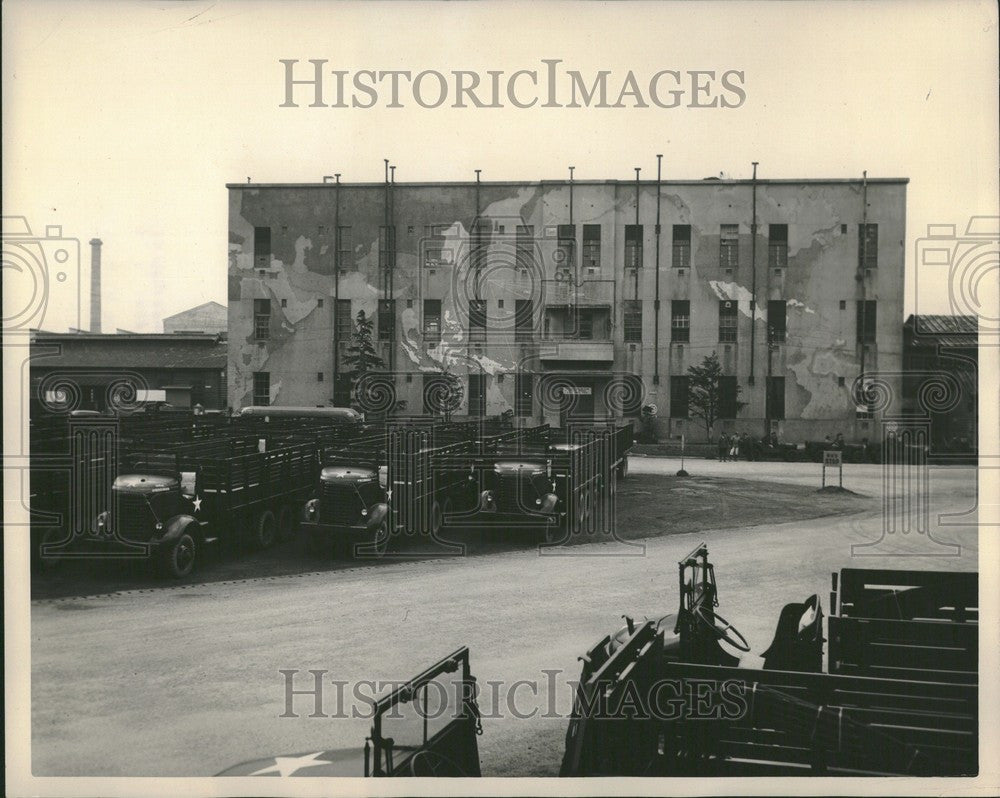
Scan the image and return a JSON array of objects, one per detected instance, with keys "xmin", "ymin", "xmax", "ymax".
[{"xmin": 822, "ymin": 450, "xmax": 842, "ymax": 488}]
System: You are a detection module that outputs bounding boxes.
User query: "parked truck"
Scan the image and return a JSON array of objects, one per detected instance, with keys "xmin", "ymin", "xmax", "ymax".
[
  {"xmin": 301, "ymin": 420, "xmax": 539, "ymax": 557},
  {"xmin": 42, "ymin": 431, "xmax": 317, "ymax": 577},
  {"xmin": 475, "ymin": 420, "xmax": 634, "ymax": 543}
]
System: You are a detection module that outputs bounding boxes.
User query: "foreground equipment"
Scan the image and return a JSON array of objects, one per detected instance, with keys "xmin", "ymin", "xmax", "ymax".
[{"xmin": 219, "ymin": 545, "xmax": 977, "ymax": 778}]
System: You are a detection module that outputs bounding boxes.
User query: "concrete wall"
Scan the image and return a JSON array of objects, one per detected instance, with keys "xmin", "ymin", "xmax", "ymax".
[{"xmin": 228, "ymin": 178, "xmax": 905, "ymax": 441}]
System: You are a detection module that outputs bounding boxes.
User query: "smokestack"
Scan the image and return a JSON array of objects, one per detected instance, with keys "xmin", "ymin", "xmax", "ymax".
[{"xmin": 89, "ymin": 238, "xmax": 102, "ymax": 333}]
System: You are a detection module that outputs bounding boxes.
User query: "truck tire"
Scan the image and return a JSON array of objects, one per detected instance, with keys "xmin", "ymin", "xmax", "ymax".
[
  {"xmin": 160, "ymin": 532, "xmax": 196, "ymax": 578},
  {"xmin": 372, "ymin": 519, "xmax": 390, "ymax": 557},
  {"xmin": 277, "ymin": 505, "xmax": 297, "ymax": 541},
  {"xmin": 430, "ymin": 499, "xmax": 444, "ymax": 538},
  {"xmin": 32, "ymin": 528, "xmax": 66, "ymax": 573},
  {"xmin": 255, "ymin": 509, "xmax": 277, "ymax": 549}
]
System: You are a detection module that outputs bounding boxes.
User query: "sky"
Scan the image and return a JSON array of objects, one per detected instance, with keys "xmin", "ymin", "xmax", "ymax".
[{"xmin": 4, "ymin": 0, "xmax": 998, "ymax": 334}]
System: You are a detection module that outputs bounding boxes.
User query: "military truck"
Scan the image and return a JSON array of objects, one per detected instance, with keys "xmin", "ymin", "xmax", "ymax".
[
  {"xmin": 301, "ymin": 420, "xmax": 518, "ymax": 557},
  {"xmin": 43, "ymin": 432, "xmax": 317, "ymax": 577},
  {"xmin": 475, "ymin": 421, "xmax": 634, "ymax": 543},
  {"xmin": 219, "ymin": 547, "xmax": 977, "ymax": 778}
]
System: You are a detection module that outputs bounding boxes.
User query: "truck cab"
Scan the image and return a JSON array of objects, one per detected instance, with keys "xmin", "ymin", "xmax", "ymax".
[
  {"xmin": 302, "ymin": 463, "xmax": 390, "ymax": 557},
  {"xmin": 94, "ymin": 464, "xmax": 201, "ymax": 577}
]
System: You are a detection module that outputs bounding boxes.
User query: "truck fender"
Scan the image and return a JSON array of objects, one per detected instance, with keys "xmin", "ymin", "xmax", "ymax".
[
  {"xmin": 161, "ymin": 515, "xmax": 199, "ymax": 543},
  {"xmin": 538, "ymin": 493, "xmax": 559, "ymax": 515},
  {"xmin": 365, "ymin": 503, "xmax": 389, "ymax": 530}
]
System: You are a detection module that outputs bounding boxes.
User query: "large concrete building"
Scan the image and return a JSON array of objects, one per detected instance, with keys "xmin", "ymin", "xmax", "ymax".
[{"xmin": 227, "ymin": 175, "xmax": 906, "ymax": 441}]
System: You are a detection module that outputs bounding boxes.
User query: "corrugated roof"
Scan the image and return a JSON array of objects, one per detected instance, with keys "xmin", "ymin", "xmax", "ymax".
[
  {"xmin": 905, "ymin": 315, "xmax": 978, "ymax": 347},
  {"xmin": 30, "ymin": 334, "xmax": 227, "ymax": 370}
]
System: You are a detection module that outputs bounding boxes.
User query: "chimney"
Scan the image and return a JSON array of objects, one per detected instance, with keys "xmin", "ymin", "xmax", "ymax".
[{"xmin": 89, "ymin": 238, "xmax": 102, "ymax": 333}]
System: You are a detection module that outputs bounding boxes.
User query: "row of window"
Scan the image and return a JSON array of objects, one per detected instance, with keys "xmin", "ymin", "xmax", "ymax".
[
  {"xmin": 253, "ymin": 297, "xmax": 879, "ymax": 345},
  {"xmin": 253, "ymin": 223, "xmax": 880, "ymax": 272},
  {"xmin": 249, "ymin": 371, "xmax": 789, "ymax": 419}
]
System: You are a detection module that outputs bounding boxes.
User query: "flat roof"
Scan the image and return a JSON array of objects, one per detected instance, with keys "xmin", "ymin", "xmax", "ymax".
[{"xmin": 228, "ymin": 177, "xmax": 909, "ymax": 189}]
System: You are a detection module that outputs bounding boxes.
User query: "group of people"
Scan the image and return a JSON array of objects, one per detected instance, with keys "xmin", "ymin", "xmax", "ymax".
[
  {"xmin": 717, "ymin": 432, "xmax": 770, "ymax": 462},
  {"xmin": 717, "ymin": 430, "xmax": 823, "ymax": 462}
]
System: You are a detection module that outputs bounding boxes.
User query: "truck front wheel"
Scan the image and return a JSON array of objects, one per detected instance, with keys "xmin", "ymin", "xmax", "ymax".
[
  {"xmin": 161, "ymin": 533, "xmax": 196, "ymax": 578},
  {"xmin": 255, "ymin": 509, "xmax": 277, "ymax": 549}
]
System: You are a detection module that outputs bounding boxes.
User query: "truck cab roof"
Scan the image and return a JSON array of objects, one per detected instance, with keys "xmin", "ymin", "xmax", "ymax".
[
  {"xmin": 320, "ymin": 466, "xmax": 378, "ymax": 483},
  {"xmin": 113, "ymin": 474, "xmax": 178, "ymax": 492}
]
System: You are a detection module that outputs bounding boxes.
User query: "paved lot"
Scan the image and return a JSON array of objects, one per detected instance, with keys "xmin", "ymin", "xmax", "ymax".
[{"xmin": 31, "ymin": 460, "xmax": 979, "ymax": 776}]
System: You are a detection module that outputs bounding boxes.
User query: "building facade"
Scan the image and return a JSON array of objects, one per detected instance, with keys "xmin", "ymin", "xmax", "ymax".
[
  {"xmin": 31, "ymin": 331, "xmax": 228, "ymax": 412},
  {"xmin": 902, "ymin": 314, "xmax": 977, "ymax": 457},
  {"xmin": 228, "ymin": 176, "xmax": 906, "ymax": 441}
]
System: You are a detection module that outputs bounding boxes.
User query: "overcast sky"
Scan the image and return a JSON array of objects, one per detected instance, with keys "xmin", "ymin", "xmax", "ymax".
[{"xmin": 4, "ymin": 0, "xmax": 997, "ymax": 333}]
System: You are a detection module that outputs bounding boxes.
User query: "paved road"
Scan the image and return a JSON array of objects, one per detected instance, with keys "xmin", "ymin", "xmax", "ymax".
[{"xmin": 31, "ymin": 460, "xmax": 979, "ymax": 777}]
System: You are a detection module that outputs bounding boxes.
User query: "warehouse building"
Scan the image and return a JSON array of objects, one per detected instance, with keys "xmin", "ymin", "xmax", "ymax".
[
  {"xmin": 30, "ymin": 331, "xmax": 228, "ymax": 412},
  {"xmin": 227, "ymin": 173, "xmax": 906, "ymax": 442}
]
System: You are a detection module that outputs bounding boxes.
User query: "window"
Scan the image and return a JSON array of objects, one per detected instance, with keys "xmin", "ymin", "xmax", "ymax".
[
  {"xmin": 858, "ymin": 223, "xmax": 878, "ymax": 269},
  {"xmin": 379, "ymin": 226, "xmax": 396, "ymax": 272},
  {"xmin": 767, "ymin": 300, "xmax": 786, "ymax": 344},
  {"xmin": 623, "ymin": 300, "xmax": 642, "ymax": 343},
  {"xmin": 317, "ymin": 372, "xmax": 324, "ymax": 382},
  {"xmin": 471, "ymin": 219, "xmax": 490, "ymax": 269},
  {"xmin": 515, "ymin": 372, "xmax": 533, "ymax": 417},
  {"xmin": 671, "ymin": 300, "xmax": 690, "ymax": 343},
  {"xmin": 336, "ymin": 226, "xmax": 352, "ymax": 270},
  {"xmin": 856, "ymin": 300, "xmax": 877, "ymax": 343},
  {"xmin": 514, "ymin": 299, "xmax": 533, "ymax": 342},
  {"xmin": 575, "ymin": 307, "xmax": 594, "ymax": 339},
  {"xmin": 719, "ymin": 300, "xmax": 738, "ymax": 343},
  {"xmin": 468, "ymin": 373, "xmax": 485, "ymax": 416},
  {"xmin": 516, "ymin": 225, "xmax": 535, "ymax": 269},
  {"xmin": 333, "ymin": 375, "xmax": 352, "ymax": 407},
  {"xmin": 672, "ymin": 225, "xmax": 691, "ymax": 269},
  {"xmin": 556, "ymin": 224, "xmax": 576, "ymax": 270},
  {"xmin": 720, "ymin": 224, "xmax": 739, "ymax": 269},
  {"xmin": 253, "ymin": 227, "xmax": 271, "ymax": 270},
  {"xmin": 378, "ymin": 299, "xmax": 395, "ymax": 342},
  {"xmin": 424, "ymin": 299, "xmax": 442, "ymax": 341},
  {"xmin": 252, "ymin": 372, "xmax": 270, "ymax": 406},
  {"xmin": 468, "ymin": 299, "xmax": 486, "ymax": 342},
  {"xmin": 670, "ymin": 376, "xmax": 689, "ymax": 418},
  {"xmin": 253, "ymin": 298, "xmax": 271, "ymax": 340},
  {"xmin": 317, "ymin": 298, "xmax": 324, "ymax": 308},
  {"xmin": 335, "ymin": 299, "xmax": 353, "ymax": 342},
  {"xmin": 719, "ymin": 376, "xmax": 738, "ymax": 419},
  {"xmin": 582, "ymin": 224, "xmax": 601, "ymax": 269},
  {"xmin": 766, "ymin": 376, "xmax": 785, "ymax": 420},
  {"xmin": 768, "ymin": 224, "xmax": 788, "ymax": 269},
  {"xmin": 625, "ymin": 224, "xmax": 643, "ymax": 269}
]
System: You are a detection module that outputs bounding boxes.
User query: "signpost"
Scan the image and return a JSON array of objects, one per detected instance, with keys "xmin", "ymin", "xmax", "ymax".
[{"xmin": 822, "ymin": 450, "xmax": 842, "ymax": 488}]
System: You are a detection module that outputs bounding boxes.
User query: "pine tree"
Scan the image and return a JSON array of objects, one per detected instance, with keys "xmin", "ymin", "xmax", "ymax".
[
  {"xmin": 343, "ymin": 309, "xmax": 386, "ymax": 406},
  {"xmin": 687, "ymin": 351, "xmax": 744, "ymax": 441}
]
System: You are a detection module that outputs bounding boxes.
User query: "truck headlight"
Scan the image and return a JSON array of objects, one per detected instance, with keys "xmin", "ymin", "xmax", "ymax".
[
  {"xmin": 361, "ymin": 508, "xmax": 368, "ymax": 517},
  {"xmin": 155, "ymin": 522, "xmax": 164, "ymax": 532},
  {"xmin": 304, "ymin": 499, "xmax": 319, "ymax": 521}
]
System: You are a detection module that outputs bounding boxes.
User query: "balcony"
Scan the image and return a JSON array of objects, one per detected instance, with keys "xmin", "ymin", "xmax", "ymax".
[
  {"xmin": 542, "ymin": 278, "xmax": 615, "ymax": 306},
  {"xmin": 539, "ymin": 339, "xmax": 614, "ymax": 362}
]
